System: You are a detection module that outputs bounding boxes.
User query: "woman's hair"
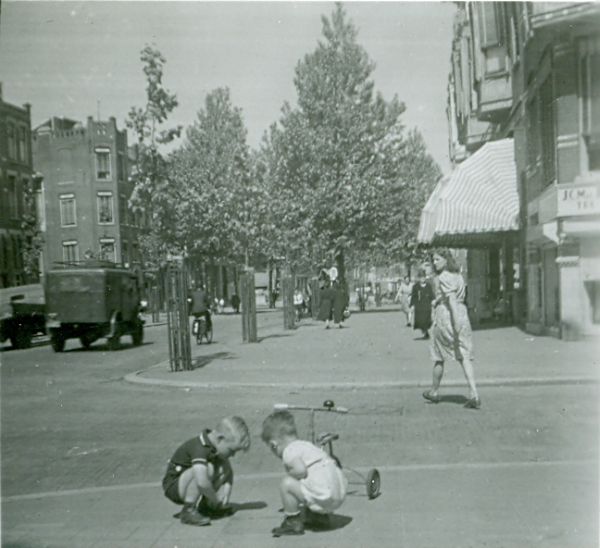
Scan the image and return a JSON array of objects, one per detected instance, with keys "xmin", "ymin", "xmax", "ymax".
[
  {"xmin": 417, "ymin": 268, "xmax": 427, "ymax": 278},
  {"xmin": 431, "ymin": 249, "xmax": 460, "ymax": 273},
  {"xmin": 219, "ymin": 416, "xmax": 251, "ymax": 452},
  {"xmin": 261, "ymin": 410, "xmax": 298, "ymax": 443}
]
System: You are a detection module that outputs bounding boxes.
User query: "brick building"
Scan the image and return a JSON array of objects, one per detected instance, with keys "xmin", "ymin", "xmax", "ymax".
[
  {"xmin": 32, "ymin": 116, "xmax": 141, "ymax": 271},
  {"xmin": 0, "ymin": 83, "xmax": 37, "ymax": 288},
  {"xmin": 420, "ymin": 2, "xmax": 600, "ymax": 338}
]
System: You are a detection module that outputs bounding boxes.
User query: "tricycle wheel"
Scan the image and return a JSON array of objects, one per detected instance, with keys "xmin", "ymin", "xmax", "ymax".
[
  {"xmin": 366, "ymin": 469, "xmax": 380, "ymax": 499},
  {"xmin": 50, "ymin": 330, "xmax": 65, "ymax": 353}
]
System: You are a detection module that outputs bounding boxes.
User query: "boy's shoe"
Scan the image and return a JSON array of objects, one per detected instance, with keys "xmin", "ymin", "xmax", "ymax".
[
  {"xmin": 464, "ymin": 397, "xmax": 481, "ymax": 409},
  {"xmin": 304, "ymin": 509, "xmax": 331, "ymax": 530},
  {"xmin": 272, "ymin": 514, "xmax": 305, "ymax": 537},
  {"xmin": 180, "ymin": 503, "xmax": 211, "ymax": 526}
]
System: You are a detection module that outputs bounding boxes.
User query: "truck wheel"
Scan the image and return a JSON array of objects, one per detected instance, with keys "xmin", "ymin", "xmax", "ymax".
[
  {"xmin": 79, "ymin": 333, "xmax": 96, "ymax": 349},
  {"xmin": 107, "ymin": 335, "xmax": 120, "ymax": 351},
  {"xmin": 131, "ymin": 322, "xmax": 144, "ymax": 346},
  {"xmin": 50, "ymin": 331, "xmax": 65, "ymax": 352},
  {"xmin": 11, "ymin": 330, "xmax": 32, "ymax": 350}
]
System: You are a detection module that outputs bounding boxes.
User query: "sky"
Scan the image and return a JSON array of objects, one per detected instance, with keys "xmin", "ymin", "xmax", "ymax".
[{"xmin": 0, "ymin": 1, "xmax": 456, "ymax": 173}]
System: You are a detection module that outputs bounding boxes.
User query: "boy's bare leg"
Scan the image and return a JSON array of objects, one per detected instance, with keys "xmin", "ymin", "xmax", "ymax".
[
  {"xmin": 279, "ymin": 476, "xmax": 304, "ymax": 514},
  {"xmin": 177, "ymin": 468, "xmax": 200, "ymax": 504}
]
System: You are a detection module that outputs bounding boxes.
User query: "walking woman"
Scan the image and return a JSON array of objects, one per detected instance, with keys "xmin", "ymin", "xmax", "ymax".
[
  {"xmin": 410, "ymin": 269, "xmax": 434, "ymax": 339},
  {"xmin": 423, "ymin": 250, "xmax": 481, "ymax": 409}
]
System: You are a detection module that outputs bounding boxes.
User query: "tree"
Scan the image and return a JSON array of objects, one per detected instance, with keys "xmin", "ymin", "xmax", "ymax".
[
  {"xmin": 265, "ymin": 3, "xmax": 441, "ymax": 285},
  {"xmin": 20, "ymin": 175, "xmax": 44, "ymax": 281},
  {"xmin": 126, "ymin": 45, "xmax": 182, "ymax": 267},
  {"xmin": 171, "ymin": 88, "xmax": 269, "ymax": 273}
]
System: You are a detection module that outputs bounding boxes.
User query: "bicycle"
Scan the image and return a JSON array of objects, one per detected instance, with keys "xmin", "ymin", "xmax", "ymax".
[
  {"xmin": 192, "ymin": 314, "xmax": 213, "ymax": 345},
  {"xmin": 273, "ymin": 400, "xmax": 381, "ymax": 500}
]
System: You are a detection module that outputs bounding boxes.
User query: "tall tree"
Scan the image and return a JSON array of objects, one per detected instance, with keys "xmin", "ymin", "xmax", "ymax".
[
  {"xmin": 126, "ymin": 45, "xmax": 182, "ymax": 266},
  {"xmin": 173, "ymin": 88, "xmax": 264, "ymax": 268},
  {"xmin": 266, "ymin": 3, "xmax": 441, "ymax": 282}
]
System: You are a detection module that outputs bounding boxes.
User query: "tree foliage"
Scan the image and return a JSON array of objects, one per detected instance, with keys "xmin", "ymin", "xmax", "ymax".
[
  {"xmin": 126, "ymin": 45, "xmax": 182, "ymax": 267},
  {"xmin": 263, "ymin": 4, "xmax": 440, "ymax": 283}
]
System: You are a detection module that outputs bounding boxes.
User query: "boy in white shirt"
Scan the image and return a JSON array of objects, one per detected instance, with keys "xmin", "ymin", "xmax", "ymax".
[{"xmin": 261, "ymin": 410, "xmax": 347, "ymax": 537}]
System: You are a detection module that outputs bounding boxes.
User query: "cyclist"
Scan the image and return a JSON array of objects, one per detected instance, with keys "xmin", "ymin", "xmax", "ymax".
[{"xmin": 190, "ymin": 284, "xmax": 212, "ymax": 333}]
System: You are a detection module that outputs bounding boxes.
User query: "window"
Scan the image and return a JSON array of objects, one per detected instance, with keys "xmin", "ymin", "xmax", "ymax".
[
  {"xmin": 581, "ymin": 51, "xmax": 600, "ymax": 171},
  {"xmin": 99, "ymin": 239, "xmax": 116, "ymax": 263},
  {"xmin": 117, "ymin": 152, "xmax": 126, "ymax": 181},
  {"xmin": 18, "ymin": 126, "xmax": 28, "ymax": 163},
  {"xmin": 97, "ymin": 192, "xmax": 114, "ymax": 224},
  {"xmin": 62, "ymin": 241, "xmax": 79, "ymax": 263},
  {"xmin": 539, "ymin": 76, "xmax": 556, "ymax": 187},
  {"xmin": 95, "ymin": 148, "xmax": 111, "ymax": 180},
  {"xmin": 7, "ymin": 123, "xmax": 17, "ymax": 159},
  {"xmin": 59, "ymin": 194, "xmax": 76, "ymax": 226},
  {"xmin": 478, "ymin": 3, "xmax": 501, "ymax": 48},
  {"xmin": 7, "ymin": 175, "xmax": 19, "ymax": 219}
]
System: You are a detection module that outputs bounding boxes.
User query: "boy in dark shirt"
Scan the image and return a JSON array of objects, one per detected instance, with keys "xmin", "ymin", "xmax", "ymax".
[{"xmin": 162, "ymin": 416, "xmax": 251, "ymax": 526}]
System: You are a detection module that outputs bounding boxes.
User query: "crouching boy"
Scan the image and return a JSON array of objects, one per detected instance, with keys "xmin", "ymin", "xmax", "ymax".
[
  {"xmin": 262, "ymin": 410, "xmax": 347, "ymax": 537},
  {"xmin": 162, "ymin": 416, "xmax": 251, "ymax": 526}
]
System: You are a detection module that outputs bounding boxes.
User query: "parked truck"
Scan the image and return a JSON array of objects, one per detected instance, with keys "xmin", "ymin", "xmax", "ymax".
[
  {"xmin": 0, "ymin": 284, "xmax": 47, "ymax": 349},
  {"xmin": 45, "ymin": 262, "xmax": 145, "ymax": 352}
]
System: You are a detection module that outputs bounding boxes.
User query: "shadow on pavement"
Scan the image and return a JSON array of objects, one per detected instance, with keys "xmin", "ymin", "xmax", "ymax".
[
  {"xmin": 257, "ymin": 333, "xmax": 292, "ymax": 343},
  {"xmin": 306, "ymin": 513, "xmax": 353, "ymax": 533},
  {"xmin": 437, "ymin": 394, "xmax": 469, "ymax": 405},
  {"xmin": 230, "ymin": 501, "xmax": 268, "ymax": 512},
  {"xmin": 66, "ymin": 341, "xmax": 155, "ymax": 352},
  {"xmin": 192, "ymin": 352, "xmax": 235, "ymax": 370}
]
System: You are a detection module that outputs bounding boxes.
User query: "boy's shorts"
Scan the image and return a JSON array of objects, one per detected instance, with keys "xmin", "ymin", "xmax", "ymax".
[
  {"xmin": 162, "ymin": 464, "xmax": 185, "ymax": 504},
  {"xmin": 300, "ymin": 460, "xmax": 347, "ymax": 514}
]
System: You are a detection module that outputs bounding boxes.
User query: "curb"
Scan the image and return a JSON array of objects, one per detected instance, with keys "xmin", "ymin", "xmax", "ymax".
[{"xmin": 123, "ymin": 364, "xmax": 599, "ymax": 390}]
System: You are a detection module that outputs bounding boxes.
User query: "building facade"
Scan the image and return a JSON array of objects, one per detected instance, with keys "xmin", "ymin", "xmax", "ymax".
[
  {"xmin": 442, "ymin": 2, "xmax": 600, "ymax": 338},
  {"xmin": 32, "ymin": 116, "xmax": 141, "ymax": 272},
  {"xmin": 0, "ymin": 84, "xmax": 37, "ymax": 288}
]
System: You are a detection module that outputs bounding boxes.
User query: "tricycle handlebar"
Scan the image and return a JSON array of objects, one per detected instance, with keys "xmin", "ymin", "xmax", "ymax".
[{"xmin": 273, "ymin": 403, "xmax": 349, "ymax": 414}]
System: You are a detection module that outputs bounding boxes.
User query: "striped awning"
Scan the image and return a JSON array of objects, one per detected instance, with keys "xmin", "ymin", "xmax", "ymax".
[{"xmin": 417, "ymin": 138, "xmax": 518, "ymax": 245}]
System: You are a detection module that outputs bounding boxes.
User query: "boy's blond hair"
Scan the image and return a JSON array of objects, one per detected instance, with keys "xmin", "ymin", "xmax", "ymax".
[
  {"xmin": 218, "ymin": 416, "xmax": 251, "ymax": 452},
  {"xmin": 261, "ymin": 410, "xmax": 298, "ymax": 444}
]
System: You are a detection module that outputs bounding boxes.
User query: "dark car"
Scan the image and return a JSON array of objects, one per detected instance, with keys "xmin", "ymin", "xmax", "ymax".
[{"xmin": 45, "ymin": 262, "xmax": 145, "ymax": 352}]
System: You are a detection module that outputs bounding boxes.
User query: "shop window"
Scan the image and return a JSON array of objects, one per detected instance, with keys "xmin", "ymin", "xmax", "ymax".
[
  {"xmin": 95, "ymin": 148, "xmax": 111, "ymax": 180},
  {"xmin": 97, "ymin": 192, "xmax": 114, "ymax": 224},
  {"xmin": 59, "ymin": 194, "xmax": 76, "ymax": 227},
  {"xmin": 62, "ymin": 241, "xmax": 79, "ymax": 263}
]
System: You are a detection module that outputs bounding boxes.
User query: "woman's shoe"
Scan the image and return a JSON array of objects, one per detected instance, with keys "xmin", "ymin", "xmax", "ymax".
[
  {"xmin": 464, "ymin": 397, "xmax": 481, "ymax": 409},
  {"xmin": 422, "ymin": 391, "xmax": 440, "ymax": 403}
]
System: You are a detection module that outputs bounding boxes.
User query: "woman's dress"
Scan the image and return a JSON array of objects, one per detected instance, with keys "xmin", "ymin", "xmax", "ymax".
[
  {"xmin": 410, "ymin": 281, "xmax": 434, "ymax": 331},
  {"xmin": 430, "ymin": 271, "xmax": 473, "ymax": 363}
]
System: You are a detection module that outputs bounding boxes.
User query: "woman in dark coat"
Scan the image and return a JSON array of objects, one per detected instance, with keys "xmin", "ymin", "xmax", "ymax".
[
  {"xmin": 317, "ymin": 279, "xmax": 335, "ymax": 328},
  {"xmin": 410, "ymin": 269, "xmax": 435, "ymax": 339},
  {"xmin": 332, "ymin": 280, "xmax": 348, "ymax": 328}
]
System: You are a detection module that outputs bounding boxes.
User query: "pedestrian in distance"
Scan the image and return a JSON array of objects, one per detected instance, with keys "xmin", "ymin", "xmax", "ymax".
[
  {"xmin": 395, "ymin": 275, "xmax": 413, "ymax": 326},
  {"xmin": 261, "ymin": 410, "xmax": 347, "ymax": 537},
  {"xmin": 423, "ymin": 250, "xmax": 481, "ymax": 409},
  {"xmin": 190, "ymin": 283, "xmax": 213, "ymax": 332},
  {"xmin": 162, "ymin": 416, "xmax": 251, "ymax": 526},
  {"xmin": 230, "ymin": 293, "xmax": 240, "ymax": 314},
  {"xmin": 410, "ymin": 268, "xmax": 435, "ymax": 339},
  {"xmin": 317, "ymin": 278, "xmax": 335, "ymax": 329},
  {"xmin": 332, "ymin": 279, "xmax": 348, "ymax": 328}
]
